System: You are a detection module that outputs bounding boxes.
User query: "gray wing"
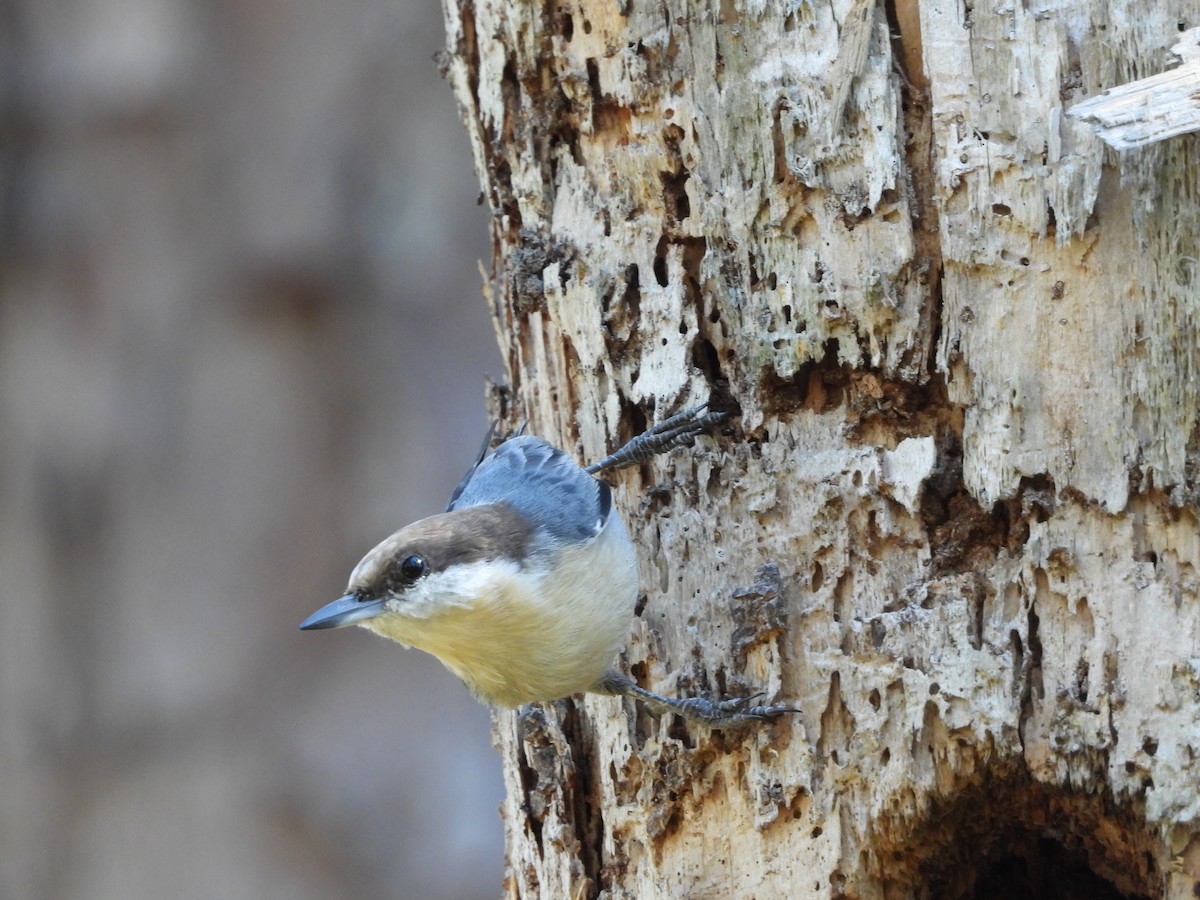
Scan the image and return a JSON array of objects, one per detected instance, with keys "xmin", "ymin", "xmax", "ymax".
[{"xmin": 448, "ymin": 434, "xmax": 611, "ymax": 544}]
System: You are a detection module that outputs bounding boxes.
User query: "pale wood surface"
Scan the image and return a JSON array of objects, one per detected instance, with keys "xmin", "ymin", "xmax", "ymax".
[
  {"xmin": 440, "ymin": 0, "xmax": 1200, "ymax": 896},
  {"xmin": 1069, "ymin": 28, "xmax": 1200, "ymax": 150}
]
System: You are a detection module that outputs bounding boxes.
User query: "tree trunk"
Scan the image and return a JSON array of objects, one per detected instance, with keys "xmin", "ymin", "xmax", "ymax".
[{"xmin": 438, "ymin": 0, "xmax": 1200, "ymax": 896}]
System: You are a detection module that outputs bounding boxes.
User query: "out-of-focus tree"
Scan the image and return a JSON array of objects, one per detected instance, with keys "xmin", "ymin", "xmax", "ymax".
[{"xmin": 0, "ymin": 2, "xmax": 501, "ymax": 898}]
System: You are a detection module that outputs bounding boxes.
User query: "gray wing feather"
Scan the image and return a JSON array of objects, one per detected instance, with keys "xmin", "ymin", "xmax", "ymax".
[
  {"xmin": 445, "ymin": 420, "xmax": 498, "ymax": 511},
  {"xmin": 448, "ymin": 435, "xmax": 610, "ymax": 544}
]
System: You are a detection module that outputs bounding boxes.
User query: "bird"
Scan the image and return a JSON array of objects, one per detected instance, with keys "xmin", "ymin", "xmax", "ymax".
[{"xmin": 300, "ymin": 405, "xmax": 796, "ymax": 728}]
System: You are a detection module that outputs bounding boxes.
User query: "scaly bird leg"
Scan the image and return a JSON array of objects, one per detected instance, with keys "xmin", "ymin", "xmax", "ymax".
[
  {"xmin": 597, "ymin": 670, "xmax": 798, "ymax": 729},
  {"xmin": 585, "ymin": 403, "xmax": 727, "ymax": 475},
  {"xmin": 588, "ymin": 405, "xmax": 796, "ymax": 729}
]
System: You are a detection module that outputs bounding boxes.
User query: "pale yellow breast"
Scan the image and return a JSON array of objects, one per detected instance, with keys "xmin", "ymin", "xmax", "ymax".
[{"xmin": 368, "ymin": 516, "xmax": 639, "ymax": 707}]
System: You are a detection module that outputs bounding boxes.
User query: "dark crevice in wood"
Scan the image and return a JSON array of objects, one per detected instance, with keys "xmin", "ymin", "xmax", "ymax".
[
  {"xmin": 863, "ymin": 765, "xmax": 1160, "ymax": 899},
  {"xmin": 758, "ymin": 338, "xmax": 850, "ymax": 416},
  {"xmin": 562, "ymin": 701, "xmax": 605, "ymax": 898},
  {"xmin": 884, "ymin": 0, "xmax": 943, "ymax": 381}
]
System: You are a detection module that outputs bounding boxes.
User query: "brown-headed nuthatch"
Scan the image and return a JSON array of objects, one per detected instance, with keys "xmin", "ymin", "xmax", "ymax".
[{"xmin": 300, "ymin": 405, "xmax": 795, "ymax": 728}]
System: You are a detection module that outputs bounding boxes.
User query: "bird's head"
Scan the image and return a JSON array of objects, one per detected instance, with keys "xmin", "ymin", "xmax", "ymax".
[{"xmin": 299, "ymin": 504, "xmax": 537, "ymax": 634}]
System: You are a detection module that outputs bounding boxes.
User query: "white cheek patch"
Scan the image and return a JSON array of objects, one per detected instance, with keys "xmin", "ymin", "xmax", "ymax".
[{"xmin": 384, "ymin": 559, "xmax": 524, "ymax": 620}]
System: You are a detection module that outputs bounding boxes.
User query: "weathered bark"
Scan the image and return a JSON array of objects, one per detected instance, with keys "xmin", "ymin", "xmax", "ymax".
[{"xmin": 439, "ymin": 0, "xmax": 1200, "ymax": 896}]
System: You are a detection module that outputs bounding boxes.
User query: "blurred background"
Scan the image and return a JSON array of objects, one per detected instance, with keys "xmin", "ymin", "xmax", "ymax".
[{"xmin": 0, "ymin": 1, "xmax": 504, "ymax": 898}]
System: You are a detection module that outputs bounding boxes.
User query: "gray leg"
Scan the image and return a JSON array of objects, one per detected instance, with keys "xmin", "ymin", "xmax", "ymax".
[
  {"xmin": 585, "ymin": 403, "xmax": 727, "ymax": 475},
  {"xmin": 588, "ymin": 405, "xmax": 795, "ymax": 729},
  {"xmin": 596, "ymin": 670, "xmax": 797, "ymax": 729}
]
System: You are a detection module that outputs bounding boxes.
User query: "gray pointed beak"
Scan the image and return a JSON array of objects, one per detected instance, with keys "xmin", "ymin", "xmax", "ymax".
[{"xmin": 299, "ymin": 594, "xmax": 386, "ymax": 630}]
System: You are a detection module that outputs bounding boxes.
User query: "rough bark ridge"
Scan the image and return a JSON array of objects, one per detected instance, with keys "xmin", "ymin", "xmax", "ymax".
[{"xmin": 438, "ymin": 0, "xmax": 1200, "ymax": 896}]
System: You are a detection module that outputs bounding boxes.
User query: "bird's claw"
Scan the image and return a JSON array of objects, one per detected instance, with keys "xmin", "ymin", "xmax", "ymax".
[
  {"xmin": 585, "ymin": 403, "xmax": 728, "ymax": 474},
  {"xmin": 678, "ymin": 692, "xmax": 800, "ymax": 728},
  {"xmin": 610, "ymin": 676, "xmax": 798, "ymax": 730}
]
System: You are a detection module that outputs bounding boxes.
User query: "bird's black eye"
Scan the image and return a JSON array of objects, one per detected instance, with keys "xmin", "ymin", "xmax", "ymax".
[{"xmin": 398, "ymin": 554, "xmax": 428, "ymax": 582}]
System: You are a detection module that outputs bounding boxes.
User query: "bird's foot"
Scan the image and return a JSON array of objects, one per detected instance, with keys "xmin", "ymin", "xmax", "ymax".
[
  {"xmin": 601, "ymin": 672, "xmax": 797, "ymax": 730},
  {"xmin": 585, "ymin": 403, "xmax": 727, "ymax": 475}
]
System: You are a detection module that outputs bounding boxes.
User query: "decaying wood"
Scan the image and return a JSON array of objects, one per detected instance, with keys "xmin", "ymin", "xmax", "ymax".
[
  {"xmin": 439, "ymin": 0, "xmax": 1200, "ymax": 896},
  {"xmin": 1069, "ymin": 27, "xmax": 1200, "ymax": 150}
]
